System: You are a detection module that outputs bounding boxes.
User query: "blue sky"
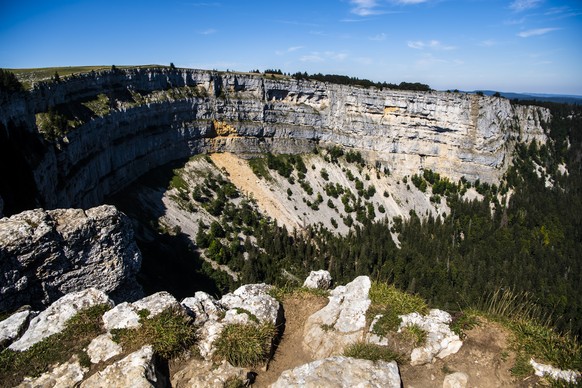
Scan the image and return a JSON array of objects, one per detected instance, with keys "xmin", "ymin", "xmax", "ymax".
[{"xmin": 1, "ymin": 0, "xmax": 581, "ymax": 94}]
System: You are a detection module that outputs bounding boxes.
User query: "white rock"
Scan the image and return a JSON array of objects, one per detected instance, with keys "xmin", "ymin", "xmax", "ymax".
[
  {"xmin": 220, "ymin": 283, "xmax": 280, "ymax": 325},
  {"xmin": 18, "ymin": 358, "xmax": 87, "ymax": 388},
  {"xmin": 0, "ymin": 309, "xmax": 35, "ymax": 347},
  {"xmin": 171, "ymin": 359, "xmax": 248, "ymax": 387},
  {"xmin": 303, "ymin": 270, "xmax": 332, "ymax": 290},
  {"xmin": 443, "ymin": 372, "xmax": 469, "ymax": 388},
  {"xmin": 197, "ymin": 320, "xmax": 226, "ymax": 360},
  {"xmin": 86, "ymin": 333, "xmax": 122, "ymax": 364},
  {"xmin": 303, "ymin": 276, "xmax": 371, "ymax": 359},
  {"xmin": 530, "ymin": 358, "xmax": 581, "ymax": 384},
  {"xmin": 269, "ymin": 356, "xmax": 401, "ymax": 388},
  {"xmin": 9, "ymin": 288, "xmax": 113, "ymax": 352},
  {"xmin": 103, "ymin": 291, "xmax": 181, "ymax": 331},
  {"xmin": 181, "ymin": 291, "xmax": 225, "ymax": 325},
  {"xmin": 399, "ymin": 309, "xmax": 463, "ymax": 366},
  {"xmin": 81, "ymin": 345, "xmax": 160, "ymax": 388}
]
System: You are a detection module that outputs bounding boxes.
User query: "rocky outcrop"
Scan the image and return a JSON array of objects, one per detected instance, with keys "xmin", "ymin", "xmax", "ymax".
[
  {"xmin": 0, "ymin": 68, "xmax": 548, "ymax": 214},
  {"xmin": 443, "ymin": 372, "xmax": 469, "ymax": 388},
  {"xmin": 0, "ymin": 309, "xmax": 34, "ymax": 348},
  {"xmin": 171, "ymin": 359, "xmax": 249, "ymax": 388},
  {"xmin": 399, "ymin": 309, "xmax": 463, "ymax": 366},
  {"xmin": 9, "ymin": 288, "xmax": 112, "ymax": 351},
  {"xmin": 530, "ymin": 358, "xmax": 581, "ymax": 384},
  {"xmin": 102, "ymin": 291, "xmax": 180, "ymax": 331},
  {"xmin": 18, "ymin": 357, "xmax": 88, "ymax": 388},
  {"xmin": 303, "ymin": 276, "xmax": 371, "ymax": 359},
  {"xmin": 303, "ymin": 270, "xmax": 332, "ymax": 290},
  {"xmin": 269, "ymin": 356, "xmax": 401, "ymax": 388},
  {"xmin": 0, "ymin": 205, "xmax": 143, "ymax": 312},
  {"xmin": 80, "ymin": 345, "xmax": 164, "ymax": 388}
]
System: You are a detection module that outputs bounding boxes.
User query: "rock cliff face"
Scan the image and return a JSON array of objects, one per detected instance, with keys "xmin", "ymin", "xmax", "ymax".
[
  {"xmin": 0, "ymin": 205, "xmax": 142, "ymax": 312},
  {"xmin": 0, "ymin": 68, "xmax": 549, "ymax": 214}
]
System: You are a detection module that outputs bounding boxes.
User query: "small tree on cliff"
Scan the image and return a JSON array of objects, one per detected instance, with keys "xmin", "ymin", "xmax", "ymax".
[{"xmin": 0, "ymin": 69, "xmax": 24, "ymax": 93}]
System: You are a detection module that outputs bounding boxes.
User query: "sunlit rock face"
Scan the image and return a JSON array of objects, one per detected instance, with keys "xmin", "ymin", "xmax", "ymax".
[{"xmin": 0, "ymin": 68, "xmax": 548, "ymax": 212}]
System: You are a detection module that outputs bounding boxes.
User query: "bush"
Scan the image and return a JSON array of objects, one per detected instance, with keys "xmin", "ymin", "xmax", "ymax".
[
  {"xmin": 0, "ymin": 69, "xmax": 24, "ymax": 92},
  {"xmin": 213, "ymin": 322, "xmax": 277, "ymax": 367}
]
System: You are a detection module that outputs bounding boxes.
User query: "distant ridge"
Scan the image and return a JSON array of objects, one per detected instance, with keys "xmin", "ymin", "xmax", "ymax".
[{"xmin": 473, "ymin": 90, "xmax": 582, "ymax": 105}]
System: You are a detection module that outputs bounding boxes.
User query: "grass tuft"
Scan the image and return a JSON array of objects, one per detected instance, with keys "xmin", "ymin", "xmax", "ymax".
[
  {"xmin": 368, "ymin": 282, "xmax": 428, "ymax": 336},
  {"xmin": 343, "ymin": 342, "xmax": 405, "ymax": 363},
  {"xmin": 111, "ymin": 307, "xmax": 198, "ymax": 360},
  {"xmin": 213, "ymin": 322, "xmax": 277, "ymax": 367}
]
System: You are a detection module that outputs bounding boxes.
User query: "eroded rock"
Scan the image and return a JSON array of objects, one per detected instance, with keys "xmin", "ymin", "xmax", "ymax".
[
  {"xmin": 530, "ymin": 358, "xmax": 581, "ymax": 384},
  {"xmin": 171, "ymin": 359, "xmax": 248, "ymax": 388},
  {"xmin": 86, "ymin": 333, "xmax": 122, "ymax": 364},
  {"xmin": 0, "ymin": 205, "xmax": 143, "ymax": 312},
  {"xmin": 102, "ymin": 291, "xmax": 180, "ymax": 331},
  {"xmin": 399, "ymin": 309, "xmax": 463, "ymax": 366},
  {"xmin": 443, "ymin": 371, "xmax": 469, "ymax": 388},
  {"xmin": 303, "ymin": 270, "xmax": 332, "ymax": 290},
  {"xmin": 302, "ymin": 276, "xmax": 371, "ymax": 359},
  {"xmin": 80, "ymin": 345, "xmax": 163, "ymax": 388},
  {"xmin": 220, "ymin": 283, "xmax": 281, "ymax": 325},
  {"xmin": 0, "ymin": 309, "xmax": 35, "ymax": 348},
  {"xmin": 18, "ymin": 358, "xmax": 87, "ymax": 388},
  {"xmin": 269, "ymin": 356, "xmax": 401, "ymax": 388},
  {"xmin": 9, "ymin": 288, "xmax": 112, "ymax": 352}
]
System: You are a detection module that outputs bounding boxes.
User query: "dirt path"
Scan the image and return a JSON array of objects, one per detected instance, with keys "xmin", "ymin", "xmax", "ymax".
[
  {"xmin": 209, "ymin": 153, "xmax": 302, "ymax": 230},
  {"xmin": 253, "ymin": 293, "xmax": 328, "ymax": 387}
]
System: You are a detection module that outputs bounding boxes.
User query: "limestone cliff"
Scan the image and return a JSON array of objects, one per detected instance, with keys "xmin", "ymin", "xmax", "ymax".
[
  {"xmin": 0, "ymin": 68, "xmax": 549, "ymax": 214},
  {"xmin": 0, "ymin": 205, "xmax": 142, "ymax": 312}
]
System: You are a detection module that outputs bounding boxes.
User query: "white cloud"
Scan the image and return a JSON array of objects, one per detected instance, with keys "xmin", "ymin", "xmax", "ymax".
[
  {"xmin": 480, "ymin": 39, "xmax": 496, "ymax": 47},
  {"xmin": 509, "ymin": 0, "xmax": 543, "ymax": 12},
  {"xmin": 300, "ymin": 51, "xmax": 348, "ymax": 63},
  {"xmin": 200, "ymin": 28, "xmax": 217, "ymax": 35},
  {"xmin": 369, "ymin": 33, "xmax": 387, "ymax": 41},
  {"xmin": 349, "ymin": 0, "xmax": 383, "ymax": 16},
  {"xmin": 407, "ymin": 40, "xmax": 456, "ymax": 50},
  {"xmin": 517, "ymin": 27, "xmax": 559, "ymax": 37},
  {"xmin": 275, "ymin": 46, "xmax": 304, "ymax": 55}
]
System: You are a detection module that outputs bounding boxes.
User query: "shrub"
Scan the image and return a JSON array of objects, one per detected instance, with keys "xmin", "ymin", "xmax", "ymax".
[
  {"xmin": 0, "ymin": 69, "xmax": 24, "ymax": 92},
  {"xmin": 213, "ymin": 322, "xmax": 277, "ymax": 367}
]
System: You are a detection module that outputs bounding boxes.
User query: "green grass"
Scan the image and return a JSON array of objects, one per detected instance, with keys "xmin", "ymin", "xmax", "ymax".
[
  {"xmin": 343, "ymin": 342, "xmax": 404, "ymax": 363},
  {"xmin": 248, "ymin": 157, "xmax": 273, "ymax": 182},
  {"xmin": 82, "ymin": 93, "xmax": 111, "ymax": 116},
  {"xmin": 267, "ymin": 285, "xmax": 330, "ymax": 303},
  {"xmin": 450, "ymin": 309, "xmax": 480, "ymax": 340},
  {"xmin": 213, "ymin": 322, "xmax": 277, "ymax": 367},
  {"xmin": 111, "ymin": 307, "xmax": 198, "ymax": 360},
  {"xmin": 0, "ymin": 304, "xmax": 111, "ymax": 386},
  {"xmin": 400, "ymin": 324, "xmax": 428, "ymax": 347},
  {"xmin": 368, "ymin": 282, "xmax": 429, "ymax": 336}
]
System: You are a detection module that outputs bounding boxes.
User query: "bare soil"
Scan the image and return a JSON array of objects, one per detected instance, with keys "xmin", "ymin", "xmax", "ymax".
[{"xmin": 253, "ymin": 292, "xmax": 328, "ymax": 387}]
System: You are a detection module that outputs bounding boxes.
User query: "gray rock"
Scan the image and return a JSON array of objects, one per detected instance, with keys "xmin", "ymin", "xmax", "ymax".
[
  {"xmin": 443, "ymin": 372, "xmax": 469, "ymax": 388},
  {"xmin": 171, "ymin": 359, "xmax": 248, "ymax": 388},
  {"xmin": 303, "ymin": 270, "xmax": 332, "ymax": 290},
  {"xmin": 0, "ymin": 309, "xmax": 35, "ymax": 348},
  {"xmin": 399, "ymin": 309, "xmax": 463, "ymax": 366},
  {"xmin": 80, "ymin": 345, "xmax": 163, "ymax": 388},
  {"xmin": 0, "ymin": 205, "xmax": 143, "ymax": 312},
  {"xmin": 181, "ymin": 291, "xmax": 225, "ymax": 325},
  {"xmin": 220, "ymin": 283, "xmax": 281, "ymax": 325},
  {"xmin": 367, "ymin": 314, "xmax": 389, "ymax": 346},
  {"xmin": 530, "ymin": 358, "xmax": 581, "ymax": 384},
  {"xmin": 0, "ymin": 69, "xmax": 548, "ymax": 214},
  {"xmin": 86, "ymin": 333, "xmax": 122, "ymax": 364},
  {"xmin": 18, "ymin": 358, "xmax": 87, "ymax": 388},
  {"xmin": 9, "ymin": 288, "xmax": 112, "ymax": 352},
  {"xmin": 102, "ymin": 291, "xmax": 181, "ymax": 331},
  {"xmin": 303, "ymin": 276, "xmax": 371, "ymax": 359},
  {"xmin": 269, "ymin": 356, "xmax": 401, "ymax": 388}
]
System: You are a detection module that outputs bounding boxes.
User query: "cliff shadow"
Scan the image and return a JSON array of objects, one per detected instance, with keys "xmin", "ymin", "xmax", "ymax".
[{"xmin": 106, "ymin": 158, "xmax": 224, "ymax": 300}]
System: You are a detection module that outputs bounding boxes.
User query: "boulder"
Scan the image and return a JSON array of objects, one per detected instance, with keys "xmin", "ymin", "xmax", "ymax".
[
  {"xmin": 102, "ymin": 291, "xmax": 181, "ymax": 331},
  {"xmin": 18, "ymin": 358, "xmax": 87, "ymax": 388},
  {"xmin": 443, "ymin": 372, "xmax": 469, "ymax": 388},
  {"xmin": 302, "ymin": 276, "xmax": 371, "ymax": 359},
  {"xmin": 86, "ymin": 333, "xmax": 123, "ymax": 364},
  {"xmin": 399, "ymin": 309, "xmax": 463, "ymax": 366},
  {"xmin": 269, "ymin": 356, "xmax": 401, "ymax": 388},
  {"xmin": 171, "ymin": 359, "xmax": 249, "ymax": 387},
  {"xmin": 220, "ymin": 283, "xmax": 281, "ymax": 325},
  {"xmin": 0, "ymin": 205, "xmax": 143, "ymax": 312},
  {"xmin": 9, "ymin": 288, "xmax": 112, "ymax": 352},
  {"xmin": 303, "ymin": 270, "xmax": 332, "ymax": 290},
  {"xmin": 0, "ymin": 309, "xmax": 35, "ymax": 348},
  {"xmin": 80, "ymin": 345, "xmax": 163, "ymax": 388},
  {"xmin": 530, "ymin": 358, "xmax": 581, "ymax": 383}
]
